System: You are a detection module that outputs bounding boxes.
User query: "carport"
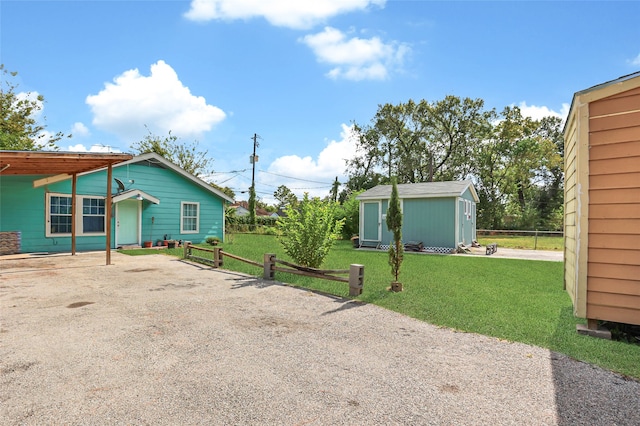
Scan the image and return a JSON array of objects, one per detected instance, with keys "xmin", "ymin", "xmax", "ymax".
[{"xmin": 0, "ymin": 150, "xmax": 133, "ymax": 264}]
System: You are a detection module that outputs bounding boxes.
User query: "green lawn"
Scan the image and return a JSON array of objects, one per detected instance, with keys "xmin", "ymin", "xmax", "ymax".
[
  {"xmin": 477, "ymin": 235, "xmax": 563, "ymax": 251},
  {"xmin": 120, "ymin": 234, "xmax": 639, "ymax": 380}
]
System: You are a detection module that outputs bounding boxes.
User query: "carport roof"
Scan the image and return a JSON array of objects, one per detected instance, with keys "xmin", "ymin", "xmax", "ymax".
[{"xmin": 0, "ymin": 150, "xmax": 133, "ymax": 176}]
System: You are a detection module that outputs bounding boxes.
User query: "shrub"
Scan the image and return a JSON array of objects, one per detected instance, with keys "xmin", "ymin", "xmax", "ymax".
[{"xmin": 277, "ymin": 194, "xmax": 344, "ymax": 268}]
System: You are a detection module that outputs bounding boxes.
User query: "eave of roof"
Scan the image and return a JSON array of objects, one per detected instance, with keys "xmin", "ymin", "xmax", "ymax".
[
  {"xmin": 0, "ymin": 150, "xmax": 133, "ymax": 176},
  {"xmin": 87, "ymin": 152, "xmax": 234, "ymax": 204},
  {"xmin": 563, "ymin": 71, "xmax": 640, "ymax": 135},
  {"xmin": 356, "ymin": 180, "xmax": 479, "ymax": 202}
]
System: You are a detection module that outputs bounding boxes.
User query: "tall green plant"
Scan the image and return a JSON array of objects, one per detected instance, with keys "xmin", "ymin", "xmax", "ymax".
[
  {"xmin": 277, "ymin": 194, "xmax": 344, "ymax": 268},
  {"xmin": 386, "ymin": 177, "xmax": 403, "ymax": 282}
]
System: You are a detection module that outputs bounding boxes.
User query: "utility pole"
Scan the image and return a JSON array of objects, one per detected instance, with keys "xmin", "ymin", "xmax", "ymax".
[{"xmin": 249, "ymin": 133, "xmax": 260, "ymax": 229}]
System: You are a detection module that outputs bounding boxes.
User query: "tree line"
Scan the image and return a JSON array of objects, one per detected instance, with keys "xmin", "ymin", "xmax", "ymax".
[{"xmin": 343, "ymin": 96, "xmax": 564, "ymax": 230}]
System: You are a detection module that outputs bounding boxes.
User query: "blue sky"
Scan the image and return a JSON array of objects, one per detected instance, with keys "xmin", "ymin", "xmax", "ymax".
[{"xmin": 2, "ymin": 0, "xmax": 639, "ymax": 203}]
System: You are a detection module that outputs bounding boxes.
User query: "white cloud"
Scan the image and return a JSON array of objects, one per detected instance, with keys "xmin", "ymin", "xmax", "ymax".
[
  {"xmin": 86, "ymin": 60, "xmax": 226, "ymax": 143},
  {"xmin": 66, "ymin": 143, "xmax": 122, "ymax": 153},
  {"xmin": 70, "ymin": 122, "xmax": 90, "ymax": 137},
  {"xmin": 629, "ymin": 53, "xmax": 640, "ymax": 66},
  {"xmin": 518, "ymin": 101, "xmax": 570, "ymax": 122},
  {"xmin": 184, "ymin": 0, "xmax": 385, "ymax": 29},
  {"xmin": 301, "ymin": 27, "xmax": 409, "ymax": 81},
  {"xmin": 260, "ymin": 123, "xmax": 358, "ymax": 202}
]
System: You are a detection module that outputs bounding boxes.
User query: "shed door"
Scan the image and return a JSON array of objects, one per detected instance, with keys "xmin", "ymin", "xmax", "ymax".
[{"xmin": 362, "ymin": 202, "xmax": 381, "ymax": 242}]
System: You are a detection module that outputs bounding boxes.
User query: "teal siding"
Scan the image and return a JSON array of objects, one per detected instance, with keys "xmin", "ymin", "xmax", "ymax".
[
  {"xmin": 0, "ymin": 162, "xmax": 226, "ymax": 254},
  {"xmin": 380, "ymin": 199, "xmax": 392, "ymax": 244},
  {"xmin": 403, "ymin": 198, "xmax": 455, "ymax": 247},
  {"xmin": 1, "ymin": 175, "xmax": 47, "ymax": 252},
  {"xmin": 457, "ymin": 188, "xmax": 476, "ymax": 244}
]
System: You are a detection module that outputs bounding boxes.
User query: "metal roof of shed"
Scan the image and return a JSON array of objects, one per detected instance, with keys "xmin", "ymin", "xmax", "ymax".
[{"xmin": 356, "ymin": 180, "xmax": 479, "ymax": 202}]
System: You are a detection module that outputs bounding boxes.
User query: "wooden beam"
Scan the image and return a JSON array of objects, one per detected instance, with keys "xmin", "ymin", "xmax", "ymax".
[
  {"xmin": 106, "ymin": 163, "xmax": 113, "ymax": 265},
  {"xmin": 33, "ymin": 174, "xmax": 72, "ymax": 188},
  {"xmin": 71, "ymin": 173, "xmax": 77, "ymax": 255}
]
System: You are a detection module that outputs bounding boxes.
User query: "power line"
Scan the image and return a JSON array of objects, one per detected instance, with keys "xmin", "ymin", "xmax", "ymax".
[{"xmin": 258, "ymin": 169, "xmax": 334, "ymax": 185}]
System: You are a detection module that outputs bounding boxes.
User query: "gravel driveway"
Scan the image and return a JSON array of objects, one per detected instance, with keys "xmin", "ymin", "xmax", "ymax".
[{"xmin": 1, "ymin": 251, "xmax": 638, "ymax": 425}]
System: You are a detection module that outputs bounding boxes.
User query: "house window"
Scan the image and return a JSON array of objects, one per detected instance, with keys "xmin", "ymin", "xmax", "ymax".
[
  {"xmin": 49, "ymin": 195, "xmax": 72, "ymax": 234},
  {"xmin": 181, "ymin": 202, "xmax": 199, "ymax": 233},
  {"xmin": 46, "ymin": 193, "xmax": 106, "ymax": 237},
  {"xmin": 82, "ymin": 197, "xmax": 106, "ymax": 233}
]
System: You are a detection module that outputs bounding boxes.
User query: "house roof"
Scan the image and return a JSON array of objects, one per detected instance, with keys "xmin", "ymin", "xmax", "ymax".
[
  {"xmin": 112, "ymin": 189, "xmax": 160, "ymax": 205},
  {"xmin": 93, "ymin": 152, "xmax": 234, "ymax": 204},
  {"xmin": 563, "ymin": 71, "xmax": 640, "ymax": 135},
  {"xmin": 356, "ymin": 180, "xmax": 479, "ymax": 202},
  {"xmin": 0, "ymin": 150, "xmax": 132, "ymax": 176}
]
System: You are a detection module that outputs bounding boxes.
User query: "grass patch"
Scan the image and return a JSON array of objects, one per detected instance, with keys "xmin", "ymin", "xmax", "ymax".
[
  {"xmin": 119, "ymin": 234, "xmax": 639, "ymax": 380},
  {"xmin": 477, "ymin": 235, "xmax": 563, "ymax": 251}
]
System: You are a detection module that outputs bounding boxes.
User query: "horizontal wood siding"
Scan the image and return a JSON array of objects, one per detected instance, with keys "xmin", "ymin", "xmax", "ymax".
[
  {"xmin": 586, "ymin": 87, "xmax": 640, "ymax": 325},
  {"xmin": 0, "ymin": 175, "xmax": 49, "ymax": 252}
]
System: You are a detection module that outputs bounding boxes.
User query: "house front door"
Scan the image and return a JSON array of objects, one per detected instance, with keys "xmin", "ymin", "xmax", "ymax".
[{"xmin": 116, "ymin": 199, "xmax": 140, "ymax": 246}]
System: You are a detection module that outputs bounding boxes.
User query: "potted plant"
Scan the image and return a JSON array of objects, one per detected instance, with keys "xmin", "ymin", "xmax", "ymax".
[
  {"xmin": 166, "ymin": 240, "xmax": 176, "ymax": 249},
  {"xmin": 143, "ymin": 241, "xmax": 153, "ymax": 248}
]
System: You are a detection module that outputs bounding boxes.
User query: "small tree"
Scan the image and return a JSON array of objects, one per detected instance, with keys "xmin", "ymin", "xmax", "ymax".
[
  {"xmin": 131, "ymin": 128, "xmax": 213, "ymax": 177},
  {"xmin": 277, "ymin": 193, "xmax": 344, "ymax": 268},
  {"xmin": 248, "ymin": 185, "xmax": 257, "ymax": 231},
  {"xmin": 1, "ymin": 65, "xmax": 68, "ymax": 150},
  {"xmin": 386, "ymin": 177, "xmax": 403, "ymax": 289}
]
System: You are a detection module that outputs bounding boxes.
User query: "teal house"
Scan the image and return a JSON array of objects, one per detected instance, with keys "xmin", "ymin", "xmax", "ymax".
[
  {"xmin": 356, "ymin": 181, "xmax": 478, "ymax": 253},
  {"xmin": 0, "ymin": 152, "xmax": 233, "ymax": 254}
]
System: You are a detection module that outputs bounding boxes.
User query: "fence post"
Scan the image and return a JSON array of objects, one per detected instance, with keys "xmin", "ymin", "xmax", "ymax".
[
  {"xmin": 183, "ymin": 242, "xmax": 191, "ymax": 259},
  {"xmin": 534, "ymin": 229, "xmax": 538, "ymax": 250},
  {"xmin": 214, "ymin": 247, "xmax": 223, "ymax": 268},
  {"xmin": 264, "ymin": 253, "xmax": 275, "ymax": 280},
  {"xmin": 349, "ymin": 264, "xmax": 364, "ymax": 296}
]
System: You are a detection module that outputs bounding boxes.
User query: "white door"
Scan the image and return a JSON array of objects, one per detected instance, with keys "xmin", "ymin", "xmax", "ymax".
[{"xmin": 116, "ymin": 199, "xmax": 140, "ymax": 246}]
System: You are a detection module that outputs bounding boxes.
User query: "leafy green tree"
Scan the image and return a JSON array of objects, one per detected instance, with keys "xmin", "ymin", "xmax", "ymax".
[
  {"xmin": 248, "ymin": 185, "xmax": 257, "ymax": 230},
  {"xmin": 132, "ymin": 128, "xmax": 212, "ymax": 177},
  {"xmin": 334, "ymin": 189, "xmax": 363, "ymax": 239},
  {"xmin": 346, "ymin": 96, "xmax": 494, "ymax": 190},
  {"xmin": 273, "ymin": 185, "xmax": 298, "ymax": 209},
  {"xmin": 277, "ymin": 194, "xmax": 344, "ymax": 268},
  {"xmin": 210, "ymin": 182, "xmax": 235, "ymax": 200},
  {"xmin": 1, "ymin": 65, "xmax": 68, "ymax": 150},
  {"xmin": 386, "ymin": 177, "xmax": 403, "ymax": 284},
  {"xmin": 474, "ymin": 107, "xmax": 563, "ymax": 229}
]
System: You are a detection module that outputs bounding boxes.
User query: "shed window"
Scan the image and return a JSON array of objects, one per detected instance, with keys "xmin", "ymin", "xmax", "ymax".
[{"xmin": 181, "ymin": 202, "xmax": 199, "ymax": 233}]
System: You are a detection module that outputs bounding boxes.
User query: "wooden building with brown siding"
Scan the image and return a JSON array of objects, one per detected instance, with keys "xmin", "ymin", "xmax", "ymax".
[{"xmin": 563, "ymin": 72, "xmax": 640, "ymax": 330}]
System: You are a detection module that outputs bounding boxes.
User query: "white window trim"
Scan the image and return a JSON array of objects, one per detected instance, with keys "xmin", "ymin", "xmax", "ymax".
[
  {"xmin": 45, "ymin": 193, "xmax": 107, "ymax": 237},
  {"xmin": 180, "ymin": 201, "xmax": 200, "ymax": 234}
]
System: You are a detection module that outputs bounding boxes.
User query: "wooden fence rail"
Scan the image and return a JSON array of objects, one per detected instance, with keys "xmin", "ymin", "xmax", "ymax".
[{"xmin": 183, "ymin": 243, "xmax": 364, "ymax": 296}]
